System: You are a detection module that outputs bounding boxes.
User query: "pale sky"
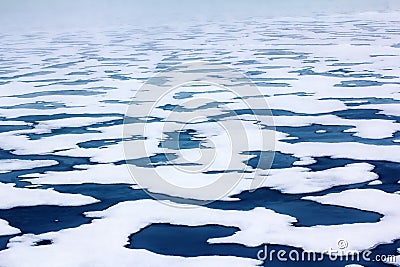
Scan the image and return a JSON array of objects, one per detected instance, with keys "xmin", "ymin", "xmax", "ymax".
[{"xmin": 1, "ymin": 0, "xmax": 399, "ymax": 32}]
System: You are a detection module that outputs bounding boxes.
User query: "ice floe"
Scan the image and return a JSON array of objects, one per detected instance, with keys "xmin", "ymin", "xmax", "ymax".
[
  {"xmin": 0, "ymin": 182, "xmax": 99, "ymax": 208},
  {"xmin": 0, "ymin": 219, "xmax": 20, "ymax": 237},
  {"xmin": 0, "ymin": 159, "xmax": 58, "ymax": 174}
]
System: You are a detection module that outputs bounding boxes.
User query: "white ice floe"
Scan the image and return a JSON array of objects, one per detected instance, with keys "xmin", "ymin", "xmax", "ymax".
[
  {"xmin": 33, "ymin": 116, "xmax": 121, "ymax": 134},
  {"xmin": 261, "ymin": 163, "xmax": 377, "ymax": 194},
  {"xmin": 0, "ymin": 124, "xmax": 122, "ymax": 156},
  {"xmin": 0, "ymin": 121, "xmax": 31, "ymax": 126},
  {"xmin": 277, "ymin": 141, "xmax": 400, "ymax": 163},
  {"xmin": 292, "ymin": 156, "xmax": 317, "ymax": 166},
  {"xmin": 0, "ymin": 159, "xmax": 58, "ymax": 174},
  {"xmin": 0, "ymin": 219, "xmax": 20, "ymax": 237},
  {"xmin": 353, "ymin": 103, "xmax": 400, "ymax": 117},
  {"xmin": 267, "ymin": 114, "xmax": 400, "ymax": 139},
  {"xmin": 299, "ymin": 189, "xmax": 400, "ymax": 251},
  {"xmin": 210, "ymin": 189, "xmax": 400, "ymax": 252},
  {"xmin": 0, "ymin": 182, "xmax": 99, "ymax": 209},
  {"xmin": 20, "ymin": 164, "xmax": 132, "ymax": 185},
  {"xmin": 263, "ymin": 95, "xmax": 348, "ymax": 114},
  {"xmin": 368, "ymin": 180, "xmax": 383, "ymax": 186}
]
